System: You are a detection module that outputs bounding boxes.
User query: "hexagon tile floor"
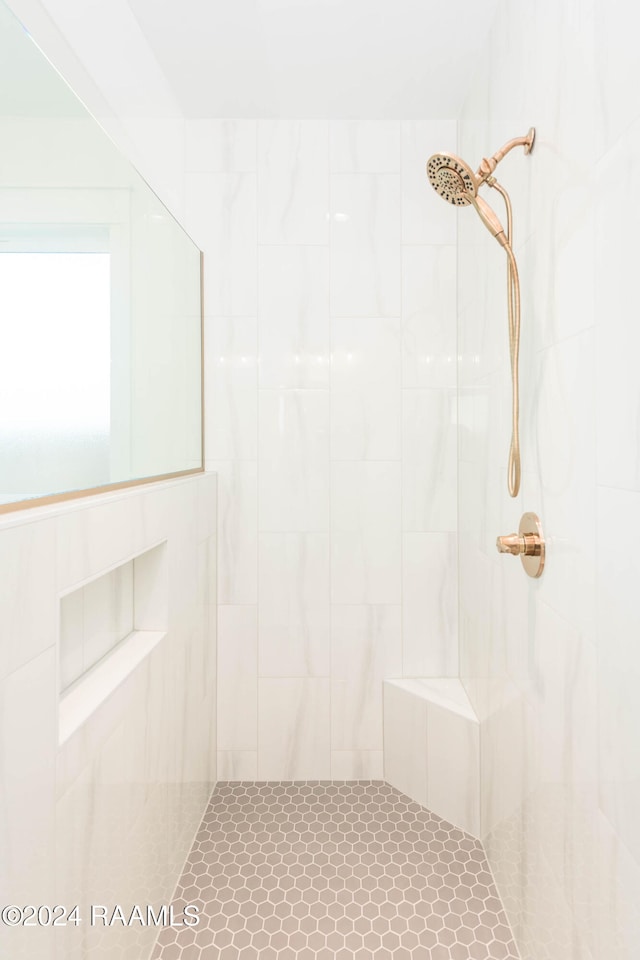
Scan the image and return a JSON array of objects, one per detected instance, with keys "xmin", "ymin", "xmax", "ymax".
[{"xmin": 152, "ymin": 781, "xmax": 520, "ymax": 960}]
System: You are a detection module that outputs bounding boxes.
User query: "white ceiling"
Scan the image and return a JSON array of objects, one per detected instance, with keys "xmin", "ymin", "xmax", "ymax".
[{"xmin": 125, "ymin": 0, "xmax": 500, "ymax": 119}]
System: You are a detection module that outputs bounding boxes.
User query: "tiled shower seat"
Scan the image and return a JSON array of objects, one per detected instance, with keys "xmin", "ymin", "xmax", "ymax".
[{"xmin": 383, "ymin": 679, "xmax": 481, "ymax": 837}]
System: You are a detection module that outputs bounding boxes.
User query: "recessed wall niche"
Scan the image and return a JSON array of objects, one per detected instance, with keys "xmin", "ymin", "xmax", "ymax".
[{"xmin": 58, "ymin": 540, "xmax": 167, "ymax": 743}]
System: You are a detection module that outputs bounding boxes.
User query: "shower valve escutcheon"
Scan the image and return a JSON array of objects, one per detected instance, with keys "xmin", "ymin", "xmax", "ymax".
[{"xmin": 496, "ymin": 512, "xmax": 545, "ymax": 578}]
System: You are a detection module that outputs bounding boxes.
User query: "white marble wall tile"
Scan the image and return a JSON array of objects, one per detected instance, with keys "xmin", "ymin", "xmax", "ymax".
[
  {"xmin": 533, "ymin": 331, "xmax": 596, "ymax": 642},
  {"xmin": 196, "ymin": 535, "xmax": 214, "ymax": 688},
  {"xmin": 529, "ymin": 0, "xmax": 596, "ymax": 164},
  {"xmin": 258, "ymin": 120, "xmax": 329, "ymax": 244},
  {"xmin": 59, "ymin": 589, "xmax": 84, "ymax": 692},
  {"xmin": 57, "ymin": 643, "xmax": 156, "ymax": 795},
  {"xmin": 113, "ymin": 561, "xmax": 134, "ymax": 636},
  {"xmin": 258, "ymin": 678, "xmax": 331, "ymax": 780},
  {"xmin": 458, "ymin": 541, "xmax": 507, "ymax": 691},
  {"xmin": 457, "ymin": 376, "xmax": 506, "ymax": 554},
  {"xmin": 402, "ymin": 532, "xmax": 458, "ymax": 677},
  {"xmin": 0, "ymin": 517, "xmax": 56, "ymax": 678},
  {"xmin": 217, "ymin": 751, "xmax": 258, "ymax": 781},
  {"xmin": 330, "ymin": 121, "xmax": 401, "ymax": 173},
  {"xmin": 534, "ymin": 600, "xmax": 597, "ymax": 788},
  {"xmin": 597, "ymin": 487, "xmax": 640, "ymax": 675},
  {"xmin": 190, "ymin": 114, "xmax": 459, "ymax": 788},
  {"xmin": 134, "ymin": 541, "xmax": 168, "ymax": 633},
  {"xmin": 595, "ymin": 118, "xmax": 640, "ymax": 491},
  {"xmin": 196, "ymin": 473, "xmax": 218, "ymax": 544},
  {"xmin": 401, "ymin": 120, "xmax": 457, "ymax": 245},
  {"xmin": 331, "ymin": 461, "xmax": 401, "ymax": 604},
  {"xmin": 523, "ymin": 184, "xmax": 595, "ymax": 353},
  {"xmin": 330, "ymin": 174, "xmax": 401, "ymax": 317},
  {"xmin": 259, "ymin": 532, "xmax": 329, "ymax": 678},
  {"xmin": 130, "ymin": 484, "xmax": 171, "ymax": 557},
  {"xmin": 456, "ymin": 246, "xmax": 505, "ymax": 387},
  {"xmin": 0, "ymin": 649, "xmax": 56, "ymax": 902},
  {"xmin": 331, "ymin": 750, "xmax": 384, "ymax": 780},
  {"xmin": 82, "ymin": 571, "xmax": 120, "ymax": 669},
  {"xmin": 383, "ymin": 680, "xmax": 428, "ymax": 808},
  {"xmin": 166, "ymin": 497, "xmax": 200, "ymax": 625},
  {"xmin": 331, "ymin": 317, "xmax": 401, "ymax": 461},
  {"xmin": 479, "ymin": 693, "xmax": 531, "ymax": 839},
  {"xmin": 204, "ymin": 316, "xmax": 257, "ymax": 460},
  {"xmin": 535, "ymin": 794, "xmax": 599, "ymax": 955},
  {"xmin": 258, "ymin": 246, "xmax": 330, "ymax": 389},
  {"xmin": 186, "ymin": 171, "xmax": 256, "ymax": 316},
  {"xmin": 487, "ymin": 803, "xmax": 578, "ymax": 960},
  {"xmin": 56, "ymin": 496, "xmax": 137, "ymax": 592},
  {"xmin": 402, "ymin": 245, "xmax": 457, "ymax": 389},
  {"xmin": 259, "ymin": 390, "xmax": 329, "ymax": 532},
  {"xmin": 331, "ymin": 605, "xmax": 401, "ymax": 752},
  {"xmin": 206, "ymin": 459, "xmax": 257, "ymax": 604},
  {"xmin": 185, "ymin": 119, "xmax": 257, "ymax": 173},
  {"xmin": 82, "ymin": 565, "xmax": 132, "ymax": 672},
  {"xmin": 594, "ymin": 0, "xmax": 639, "ymax": 155},
  {"xmin": 184, "ymin": 113, "xmax": 460, "ymax": 789},
  {"xmin": 402, "ymin": 389, "xmax": 457, "ymax": 532},
  {"xmin": 596, "ymin": 811, "xmax": 640, "ymax": 960},
  {"xmin": 597, "ymin": 487, "xmax": 640, "ymax": 864},
  {"xmin": 514, "ymin": 782, "xmax": 600, "ymax": 960},
  {"xmin": 426, "ymin": 702, "xmax": 480, "ymax": 837},
  {"xmin": 217, "ymin": 605, "xmax": 257, "ymax": 753}
]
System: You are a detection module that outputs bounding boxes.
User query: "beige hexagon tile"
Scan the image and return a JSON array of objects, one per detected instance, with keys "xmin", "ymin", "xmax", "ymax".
[{"xmin": 151, "ymin": 782, "xmax": 520, "ymax": 959}]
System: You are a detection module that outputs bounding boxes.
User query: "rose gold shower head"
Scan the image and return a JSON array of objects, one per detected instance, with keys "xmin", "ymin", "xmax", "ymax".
[
  {"xmin": 427, "ymin": 131, "xmax": 535, "ymax": 239},
  {"xmin": 427, "ymin": 152, "xmax": 508, "ymax": 245},
  {"xmin": 426, "ymin": 153, "xmax": 478, "ymax": 206},
  {"xmin": 426, "ymin": 131, "xmax": 535, "ymax": 500}
]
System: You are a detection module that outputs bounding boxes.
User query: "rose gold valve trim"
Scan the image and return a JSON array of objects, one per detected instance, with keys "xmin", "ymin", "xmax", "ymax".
[
  {"xmin": 496, "ymin": 533, "xmax": 522, "ymax": 556},
  {"xmin": 496, "ymin": 511, "xmax": 545, "ymax": 578}
]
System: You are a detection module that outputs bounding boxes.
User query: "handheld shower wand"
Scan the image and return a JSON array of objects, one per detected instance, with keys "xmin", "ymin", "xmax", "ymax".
[
  {"xmin": 469, "ymin": 194, "xmax": 508, "ymax": 246},
  {"xmin": 426, "ymin": 130, "xmax": 534, "ymax": 498}
]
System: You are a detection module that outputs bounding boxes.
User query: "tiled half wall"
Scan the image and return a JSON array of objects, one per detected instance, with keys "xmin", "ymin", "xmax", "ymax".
[{"xmin": 0, "ymin": 473, "xmax": 217, "ymax": 960}]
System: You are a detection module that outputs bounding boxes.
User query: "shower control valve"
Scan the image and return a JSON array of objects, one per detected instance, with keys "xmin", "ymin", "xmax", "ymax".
[
  {"xmin": 496, "ymin": 533, "xmax": 526, "ymax": 556},
  {"xmin": 496, "ymin": 512, "xmax": 545, "ymax": 578}
]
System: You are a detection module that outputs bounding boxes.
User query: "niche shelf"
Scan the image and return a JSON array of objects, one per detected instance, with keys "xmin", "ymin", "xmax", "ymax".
[{"xmin": 58, "ymin": 540, "xmax": 167, "ymax": 744}]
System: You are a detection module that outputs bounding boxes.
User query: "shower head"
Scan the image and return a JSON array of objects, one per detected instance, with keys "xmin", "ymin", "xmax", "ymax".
[
  {"xmin": 426, "ymin": 153, "xmax": 478, "ymax": 206},
  {"xmin": 426, "ymin": 131, "xmax": 535, "ymax": 500},
  {"xmin": 427, "ymin": 131, "xmax": 534, "ymax": 247},
  {"xmin": 427, "ymin": 151, "xmax": 508, "ymax": 246}
]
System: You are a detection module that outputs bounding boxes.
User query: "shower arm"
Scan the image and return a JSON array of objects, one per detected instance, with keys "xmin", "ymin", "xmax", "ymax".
[{"xmin": 476, "ymin": 128, "xmax": 535, "ymax": 184}]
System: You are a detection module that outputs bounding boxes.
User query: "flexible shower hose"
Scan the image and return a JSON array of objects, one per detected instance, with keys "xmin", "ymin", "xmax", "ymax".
[{"xmin": 491, "ymin": 180, "xmax": 521, "ymax": 498}]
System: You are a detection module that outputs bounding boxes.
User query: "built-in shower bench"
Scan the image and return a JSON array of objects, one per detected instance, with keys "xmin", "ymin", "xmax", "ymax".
[{"xmin": 383, "ymin": 678, "xmax": 481, "ymax": 837}]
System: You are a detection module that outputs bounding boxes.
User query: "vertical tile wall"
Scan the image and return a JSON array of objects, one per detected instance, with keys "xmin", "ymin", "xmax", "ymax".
[
  {"xmin": 186, "ymin": 118, "xmax": 458, "ymax": 781},
  {"xmin": 458, "ymin": 0, "xmax": 640, "ymax": 956}
]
